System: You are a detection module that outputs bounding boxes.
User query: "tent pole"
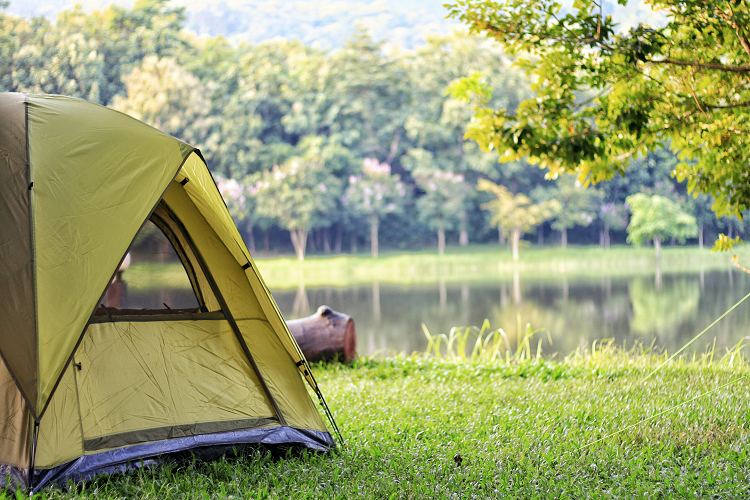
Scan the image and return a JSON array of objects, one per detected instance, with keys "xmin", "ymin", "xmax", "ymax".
[{"xmin": 28, "ymin": 420, "xmax": 39, "ymax": 491}]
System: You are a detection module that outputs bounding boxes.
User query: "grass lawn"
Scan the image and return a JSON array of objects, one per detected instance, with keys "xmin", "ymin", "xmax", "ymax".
[
  {"xmin": 253, "ymin": 244, "xmax": 746, "ymax": 289},
  {"xmin": 33, "ymin": 347, "xmax": 750, "ymax": 499}
]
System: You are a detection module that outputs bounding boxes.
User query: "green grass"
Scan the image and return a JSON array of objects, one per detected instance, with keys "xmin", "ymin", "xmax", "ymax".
[
  {"xmin": 29, "ymin": 345, "xmax": 750, "ymax": 499},
  {"xmin": 254, "ymin": 244, "xmax": 746, "ymax": 289}
]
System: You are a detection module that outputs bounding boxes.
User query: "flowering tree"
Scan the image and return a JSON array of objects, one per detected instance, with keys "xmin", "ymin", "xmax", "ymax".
[
  {"xmin": 253, "ymin": 158, "xmax": 341, "ymax": 261},
  {"xmin": 215, "ymin": 175, "xmax": 258, "ymax": 252},
  {"xmin": 343, "ymin": 158, "xmax": 407, "ymax": 258},
  {"xmin": 415, "ymin": 171, "xmax": 473, "ymax": 256}
]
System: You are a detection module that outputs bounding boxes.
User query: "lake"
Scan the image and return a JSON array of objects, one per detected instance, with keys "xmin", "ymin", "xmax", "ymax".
[
  {"xmin": 270, "ymin": 268, "xmax": 750, "ymax": 358},
  {"xmin": 114, "ymin": 239, "xmax": 750, "ymax": 359}
]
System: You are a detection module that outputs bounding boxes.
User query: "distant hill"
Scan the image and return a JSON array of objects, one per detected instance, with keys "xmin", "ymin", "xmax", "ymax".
[
  {"xmin": 5, "ymin": 0, "xmax": 460, "ymax": 49},
  {"xmin": 5, "ymin": 0, "xmax": 664, "ymax": 49}
]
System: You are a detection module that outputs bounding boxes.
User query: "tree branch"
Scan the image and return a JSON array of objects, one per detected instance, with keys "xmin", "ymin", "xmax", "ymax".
[{"xmin": 646, "ymin": 58, "xmax": 750, "ymax": 73}]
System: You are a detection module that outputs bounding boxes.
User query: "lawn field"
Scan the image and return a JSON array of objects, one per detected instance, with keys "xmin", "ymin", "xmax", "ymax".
[
  {"xmin": 31, "ymin": 346, "xmax": 750, "ymax": 499},
  {"xmin": 252, "ymin": 245, "xmax": 745, "ymax": 289}
]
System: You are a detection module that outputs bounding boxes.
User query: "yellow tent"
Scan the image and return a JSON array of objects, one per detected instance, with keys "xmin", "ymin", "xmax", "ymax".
[{"xmin": 0, "ymin": 93, "xmax": 338, "ymax": 491}]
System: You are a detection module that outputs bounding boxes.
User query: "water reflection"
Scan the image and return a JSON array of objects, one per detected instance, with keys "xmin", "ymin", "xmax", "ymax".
[{"xmin": 271, "ymin": 269, "xmax": 750, "ymax": 358}]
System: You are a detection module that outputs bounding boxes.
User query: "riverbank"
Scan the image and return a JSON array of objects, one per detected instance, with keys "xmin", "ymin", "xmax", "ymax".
[
  {"xmin": 254, "ymin": 244, "xmax": 747, "ymax": 289},
  {"xmin": 39, "ymin": 349, "xmax": 750, "ymax": 499}
]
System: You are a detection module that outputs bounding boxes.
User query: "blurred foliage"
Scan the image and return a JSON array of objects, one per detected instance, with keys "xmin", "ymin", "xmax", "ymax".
[{"xmin": 0, "ymin": 1, "xmax": 744, "ymax": 256}]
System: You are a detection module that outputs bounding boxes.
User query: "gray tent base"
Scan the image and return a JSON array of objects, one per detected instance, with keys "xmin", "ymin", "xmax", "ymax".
[{"xmin": 9, "ymin": 427, "xmax": 333, "ymax": 492}]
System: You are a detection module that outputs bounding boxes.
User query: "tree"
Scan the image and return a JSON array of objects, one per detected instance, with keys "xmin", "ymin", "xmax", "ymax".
[
  {"xmin": 626, "ymin": 193, "xmax": 698, "ymax": 258},
  {"xmin": 447, "ymin": 0, "xmax": 750, "ymax": 225},
  {"xmin": 112, "ymin": 55, "xmax": 209, "ymax": 144},
  {"xmin": 415, "ymin": 170, "xmax": 472, "ymax": 255},
  {"xmin": 343, "ymin": 158, "xmax": 407, "ymax": 258},
  {"xmin": 599, "ymin": 202, "xmax": 629, "ymax": 249},
  {"xmin": 478, "ymin": 179, "xmax": 559, "ymax": 261},
  {"xmin": 253, "ymin": 151, "xmax": 341, "ymax": 261},
  {"xmin": 215, "ymin": 175, "xmax": 258, "ymax": 253},
  {"xmin": 533, "ymin": 175, "xmax": 602, "ymax": 249}
]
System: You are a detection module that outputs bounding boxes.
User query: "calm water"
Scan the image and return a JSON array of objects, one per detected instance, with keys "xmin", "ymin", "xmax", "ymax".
[{"xmin": 271, "ymin": 269, "xmax": 750, "ymax": 357}]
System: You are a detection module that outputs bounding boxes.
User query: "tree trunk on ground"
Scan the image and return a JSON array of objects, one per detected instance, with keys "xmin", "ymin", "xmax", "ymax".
[
  {"xmin": 437, "ymin": 227, "xmax": 446, "ymax": 256},
  {"xmin": 654, "ymin": 234, "xmax": 662, "ymax": 259},
  {"xmin": 289, "ymin": 229, "xmax": 308, "ymax": 261},
  {"xmin": 370, "ymin": 213, "xmax": 379, "ymax": 258},
  {"xmin": 323, "ymin": 227, "xmax": 331, "ymax": 254},
  {"xmin": 699, "ymin": 225, "xmax": 704, "ymax": 250},
  {"xmin": 246, "ymin": 221, "xmax": 256, "ymax": 254},
  {"xmin": 561, "ymin": 227, "xmax": 568, "ymax": 249},
  {"xmin": 285, "ymin": 306, "xmax": 357, "ymax": 363},
  {"xmin": 511, "ymin": 227, "xmax": 521, "ymax": 261},
  {"xmin": 334, "ymin": 223, "xmax": 343, "ymax": 253}
]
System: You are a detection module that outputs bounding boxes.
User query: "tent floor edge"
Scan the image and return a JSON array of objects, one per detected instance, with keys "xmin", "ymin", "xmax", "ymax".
[{"xmin": 30, "ymin": 426, "xmax": 334, "ymax": 492}]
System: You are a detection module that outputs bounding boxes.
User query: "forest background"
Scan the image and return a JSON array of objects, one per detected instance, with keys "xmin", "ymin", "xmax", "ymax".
[{"xmin": 1, "ymin": 0, "xmax": 738, "ymax": 258}]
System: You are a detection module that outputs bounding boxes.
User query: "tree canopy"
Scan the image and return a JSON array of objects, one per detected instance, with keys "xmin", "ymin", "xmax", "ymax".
[{"xmin": 447, "ymin": 0, "xmax": 750, "ymax": 221}]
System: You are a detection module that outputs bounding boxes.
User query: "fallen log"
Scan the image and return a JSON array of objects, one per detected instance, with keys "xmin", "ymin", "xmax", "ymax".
[{"xmin": 286, "ymin": 306, "xmax": 357, "ymax": 363}]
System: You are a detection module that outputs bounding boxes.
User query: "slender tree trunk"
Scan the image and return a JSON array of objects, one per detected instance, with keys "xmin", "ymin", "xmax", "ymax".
[
  {"xmin": 350, "ymin": 233, "xmax": 358, "ymax": 254},
  {"xmin": 561, "ymin": 227, "xmax": 568, "ymax": 249},
  {"xmin": 290, "ymin": 229, "xmax": 308, "ymax": 261},
  {"xmin": 246, "ymin": 221, "xmax": 256, "ymax": 254},
  {"xmin": 308, "ymin": 230, "xmax": 317, "ymax": 253},
  {"xmin": 334, "ymin": 223, "xmax": 343, "ymax": 253},
  {"xmin": 264, "ymin": 229, "xmax": 270, "ymax": 252},
  {"xmin": 539, "ymin": 227, "xmax": 544, "ymax": 246},
  {"xmin": 699, "ymin": 225, "xmax": 704, "ymax": 250},
  {"xmin": 599, "ymin": 230, "xmax": 605, "ymax": 247},
  {"xmin": 511, "ymin": 227, "xmax": 521, "ymax": 261},
  {"xmin": 459, "ymin": 213, "xmax": 468, "ymax": 247},
  {"xmin": 437, "ymin": 227, "xmax": 446, "ymax": 256},
  {"xmin": 370, "ymin": 213, "xmax": 379, "ymax": 258},
  {"xmin": 605, "ymin": 222, "xmax": 611, "ymax": 249},
  {"xmin": 499, "ymin": 227, "xmax": 505, "ymax": 246},
  {"xmin": 654, "ymin": 234, "xmax": 662, "ymax": 259},
  {"xmin": 323, "ymin": 227, "xmax": 331, "ymax": 254}
]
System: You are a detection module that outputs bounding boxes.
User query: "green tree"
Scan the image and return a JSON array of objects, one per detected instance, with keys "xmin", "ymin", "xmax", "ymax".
[
  {"xmin": 415, "ymin": 170, "xmax": 472, "ymax": 256},
  {"xmin": 599, "ymin": 202, "xmax": 629, "ymax": 249},
  {"xmin": 533, "ymin": 176, "xmax": 602, "ymax": 249},
  {"xmin": 626, "ymin": 193, "xmax": 698, "ymax": 258},
  {"xmin": 112, "ymin": 55, "xmax": 209, "ymax": 144},
  {"xmin": 343, "ymin": 158, "xmax": 408, "ymax": 258},
  {"xmin": 447, "ymin": 0, "xmax": 750, "ymax": 226},
  {"xmin": 478, "ymin": 179, "xmax": 559, "ymax": 260}
]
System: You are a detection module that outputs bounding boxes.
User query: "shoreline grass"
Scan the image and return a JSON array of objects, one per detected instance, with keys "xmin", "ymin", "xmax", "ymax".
[
  {"xmin": 33, "ymin": 345, "xmax": 750, "ymax": 499},
  {"xmin": 253, "ymin": 244, "xmax": 746, "ymax": 289}
]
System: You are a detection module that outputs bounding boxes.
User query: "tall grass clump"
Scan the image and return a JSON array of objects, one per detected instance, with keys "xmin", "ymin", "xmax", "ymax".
[{"xmin": 421, "ymin": 318, "xmax": 552, "ymax": 363}]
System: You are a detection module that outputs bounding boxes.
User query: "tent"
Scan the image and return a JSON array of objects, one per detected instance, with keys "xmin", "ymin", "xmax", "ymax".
[{"xmin": 0, "ymin": 93, "xmax": 339, "ymax": 491}]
